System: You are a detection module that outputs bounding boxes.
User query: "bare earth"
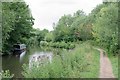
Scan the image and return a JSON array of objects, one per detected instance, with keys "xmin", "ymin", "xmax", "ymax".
[{"xmin": 97, "ymin": 48, "xmax": 115, "ymax": 78}]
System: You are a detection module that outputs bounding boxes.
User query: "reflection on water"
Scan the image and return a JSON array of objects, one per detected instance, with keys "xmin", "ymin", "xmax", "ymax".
[
  {"xmin": 2, "ymin": 49, "xmax": 53, "ymax": 78},
  {"xmin": 2, "ymin": 52, "xmax": 27, "ymax": 78},
  {"xmin": 29, "ymin": 52, "xmax": 53, "ymax": 68},
  {"xmin": 20, "ymin": 51, "xmax": 26, "ymax": 63}
]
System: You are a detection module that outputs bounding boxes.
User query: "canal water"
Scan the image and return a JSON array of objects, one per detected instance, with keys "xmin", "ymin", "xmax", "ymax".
[{"xmin": 2, "ymin": 48, "xmax": 53, "ymax": 78}]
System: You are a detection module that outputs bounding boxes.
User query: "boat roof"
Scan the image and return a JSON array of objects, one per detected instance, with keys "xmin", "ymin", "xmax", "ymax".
[{"xmin": 14, "ymin": 44, "xmax": 26, "ymax": 46}]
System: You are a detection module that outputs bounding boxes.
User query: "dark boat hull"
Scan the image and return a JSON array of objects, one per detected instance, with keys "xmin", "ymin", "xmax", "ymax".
[
  {"xmin": 13, "ymin": 44, "xmax": 26, "ymax": 55},
  {"xmin": 13, "ymin": 49, "xmax": 26, "ymax": 55}
]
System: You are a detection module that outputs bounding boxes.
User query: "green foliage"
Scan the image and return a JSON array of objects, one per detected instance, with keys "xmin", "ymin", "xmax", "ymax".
[
  {"xmin": 2, "ymin": 1, "xmax": 118, "ymax": 78},
  {"xmin": 53, "ymin": 14, "xmax": 72, "ymax": 42},
  {"xmin": 57, "ymin": 41, "xmax": 67, "ymax": 48},
  {"xmin": 53, "ymin": 10, "xmax": 93, "ymax": 42},
  {"xmin": 40, "ymin": 41, "xmax": 48, "ymax": 47},
  {"xmin": 92, "ymin": 3, "xmax": 118, "ymax": 54},
  {"xmin": 47, "ymin": 41, "xmax": 75, "ymax": 49},
  {"xmin": 22, "ymin": 42, "xmax": 100, "ymax": 78},
  {"xmin": 28, "ymin": 29, "xmax": 49, "ymax": 47},
  {"xmin": 108, "ymin": 54, "xmax": 118, "ymax": 78},
  {"xmin": 36, "ymin": 29, "xmax": 48, "ymax": 44},
  {"xmin": 2, "ymin": 1, "xmax": 34, "ymax": 54},
  {"xmin": 28, "ymin": 29, "xmax": 49, "ymax": 48},
  {"xmin": 0, "ymin": 70, "xmax": 14, "ymax": 79},
  {"xmin": 53, "ymin": 10, "xmax": 92, "ymax": 42},
  {"xmin": 45, "ymin": 32, "xmax": 54, "ymax": 42}
]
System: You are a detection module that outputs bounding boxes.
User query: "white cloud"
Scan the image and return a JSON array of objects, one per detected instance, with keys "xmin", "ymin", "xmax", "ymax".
[{"xmin": 25, "ymin": 0, "xmax": 103, "ymax": 31}]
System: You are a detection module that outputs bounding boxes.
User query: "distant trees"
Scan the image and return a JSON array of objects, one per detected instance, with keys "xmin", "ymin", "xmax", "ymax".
[
  {"xmin": 27, "ymin": 28, "xmax": 49, "ymax": 47},
  {"xmin": 53, "ymin": 10, "xmax": 93, "ymax": 42},
  {"xmin": 52, "ymin": 2, "xmax": 119, "ymax": 54},
  {"xmin": 53, "ymin": 14, "xmax": 73, "ymax": 42},
  {"xmin": 71, "ymin": 10, "xmax": 93, "ymax": 41},
  {"xmin": 35, "ymin": 29, "xmax": 48, "ymax": 46},
  {"xmin": 2, "ymin": 1, "xmax": 118, "ymax": 55},
  {"xmin": 45, "ymin": 32, "xmax": 54, "ymax": 42}
]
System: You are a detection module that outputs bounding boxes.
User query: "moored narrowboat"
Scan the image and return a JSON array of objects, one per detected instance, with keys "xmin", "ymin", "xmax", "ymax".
[{"xmin": 13, "ymin": 44, "xmax": 26, "ymax": 55}]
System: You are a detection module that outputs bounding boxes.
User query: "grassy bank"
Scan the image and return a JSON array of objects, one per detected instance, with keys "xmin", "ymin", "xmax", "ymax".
[
  {"xmin": 22, "ymin": 42, "xmax": 100, "ymax": 78},
  {"xmin": 108, "ymin": 54, "xmax": 118, "ymax": 78},
  {"xmin": 77, "ymin": 42, "xmax": 100, "ymax": 78}
]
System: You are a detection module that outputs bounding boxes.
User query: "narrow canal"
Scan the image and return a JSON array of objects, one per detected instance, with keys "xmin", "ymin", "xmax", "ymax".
[{"xmin": 2, "ymin": 48, "xmax": 53, "ymax": 78}]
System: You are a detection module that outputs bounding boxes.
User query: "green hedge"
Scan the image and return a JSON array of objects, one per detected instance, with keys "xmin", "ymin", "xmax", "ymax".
[{"xmin": 40, "ymin": 41, "xmax": 75, "ymax": 49}]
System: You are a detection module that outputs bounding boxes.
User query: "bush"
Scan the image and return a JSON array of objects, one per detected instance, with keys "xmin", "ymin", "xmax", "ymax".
[
  {"xmin": 0, "ymin": 70, "xmax": 14, "ymax": 79},
  {"xmin": 48, "ymin": 41, "xmax": 75, "ymax": 49},
  {"xmin": 67, "ymin": 42, "xmax": 75, "ymax": 49},
  {"xmin": 40, "ymin": 41, "xmax": 48, "ymax": 46},
  {"xmin": 59, "ymin": 41, "xmax": 67, "ymax": 48}
]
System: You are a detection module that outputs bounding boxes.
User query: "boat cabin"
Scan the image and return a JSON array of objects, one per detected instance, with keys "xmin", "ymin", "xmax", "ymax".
[{"xmin": 13, "ymin": 44, "xmax": 26, "ymax": 55}]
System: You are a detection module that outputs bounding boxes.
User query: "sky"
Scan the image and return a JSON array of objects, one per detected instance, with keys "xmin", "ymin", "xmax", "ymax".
[{"xmin": 25, "ymin": 0, "xmax": 103, "ymax": 31}]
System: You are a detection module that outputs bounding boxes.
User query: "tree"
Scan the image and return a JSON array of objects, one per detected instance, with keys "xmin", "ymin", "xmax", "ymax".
[
  {"xmin": 45, "ymin": 32, "xmax": 54, "ymax": 42},
  {"xmin": 92, "ymin": 3, "xmax": 118, "ymax": 54},
  {"xmin": 53, "ymin": 10, "xmax": 93, "ymax": 42},
  {"xmin": 53, "ymin": 14, "xmax": 73, "ymax": 42},
  {"xmin": 2, "ymin": 1, "xmax": 34, "ymax": 53},
  {"xmin": 70, "ymin": 10, "xmax": 93, "ymax": 41}
]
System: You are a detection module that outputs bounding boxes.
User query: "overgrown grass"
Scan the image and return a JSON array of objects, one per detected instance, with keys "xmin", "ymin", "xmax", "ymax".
[
  {"xmin": 77, "ymin": 42, "xmax": 100, "ymax": 78},
  {"xmin": 108, "ymin": 54, "xmax": 118, "ymax": 78},
  {"xmin": 22, "ymin": 42, "xmax": 100, "ymax": 78}
]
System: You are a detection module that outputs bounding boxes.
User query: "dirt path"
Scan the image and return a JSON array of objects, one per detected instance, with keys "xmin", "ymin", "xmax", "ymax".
[{"xmin": 96, "ymin": 48, "xmax": 115, "ymax": 78}]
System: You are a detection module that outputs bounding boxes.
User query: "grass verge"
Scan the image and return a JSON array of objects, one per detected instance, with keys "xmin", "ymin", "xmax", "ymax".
[{"xmin": 108, "ymin": 54, "xmax": 118, "ymax": 78}]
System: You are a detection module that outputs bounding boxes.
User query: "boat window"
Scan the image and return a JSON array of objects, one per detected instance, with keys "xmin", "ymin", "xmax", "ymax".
[
  {"xmin": 20, "ymin": 44, "xmax": 26, "ymax": 49},
  {"xmin": 14, "ymin": 45, "xmax": 20, "ymax": 48}
]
